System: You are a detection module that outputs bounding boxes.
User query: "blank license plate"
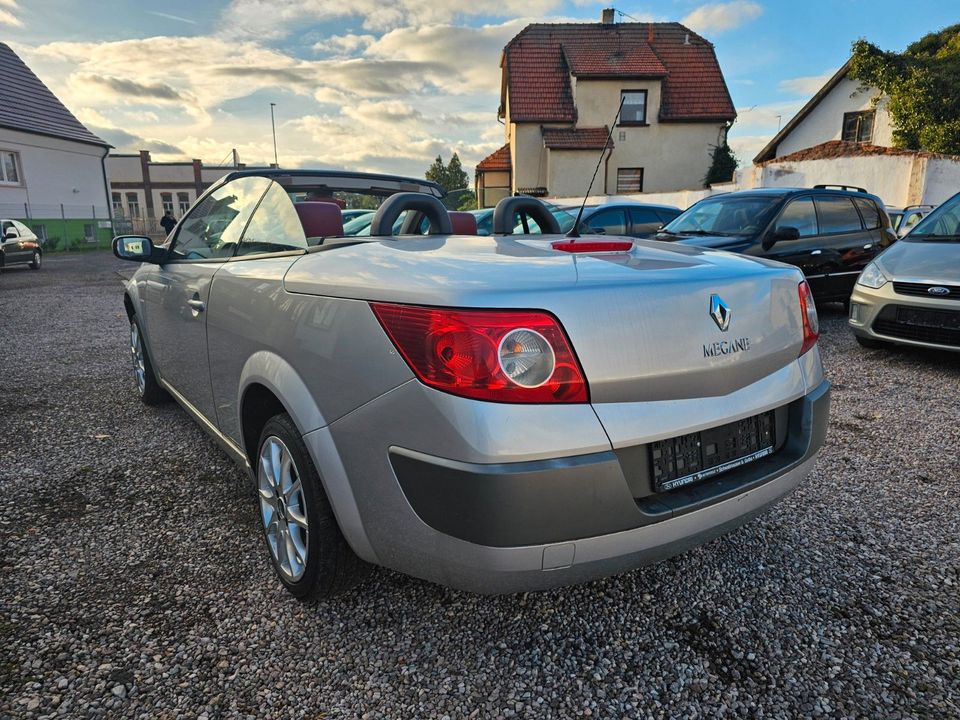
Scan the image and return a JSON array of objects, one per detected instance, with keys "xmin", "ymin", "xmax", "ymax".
[{"xmin": 650, "ymin": 411, "xmax": 775, "ymax": 492}]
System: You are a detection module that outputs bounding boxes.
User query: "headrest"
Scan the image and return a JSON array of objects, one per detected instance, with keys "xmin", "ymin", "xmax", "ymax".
[
  {"xmin": 295, "ymin": 201, "xmax": 343, "ymax": 239},
  {"xmin": 448, "ymin": 212, "xmax": 478, "ymax": 235}
]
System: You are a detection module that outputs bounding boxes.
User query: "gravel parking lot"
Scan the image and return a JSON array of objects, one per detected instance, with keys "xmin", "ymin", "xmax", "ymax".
[{"xmin": 1, "ymin": 251, "xmax": 958, "ymax": 719}]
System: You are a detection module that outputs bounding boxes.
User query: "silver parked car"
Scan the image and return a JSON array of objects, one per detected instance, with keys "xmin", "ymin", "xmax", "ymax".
[
  {"xmin": 113, "ymin": 170, "xmax": 830, "ymax": 598},
  {"xmin": 851, "ymin": 191, "xmax": 960, "ymax": 351}
]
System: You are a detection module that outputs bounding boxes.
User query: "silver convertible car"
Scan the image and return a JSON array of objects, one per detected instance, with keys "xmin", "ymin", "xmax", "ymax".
[{"xmin": 114, "ymin": 169, "xmax": 830, "ymax": 598}]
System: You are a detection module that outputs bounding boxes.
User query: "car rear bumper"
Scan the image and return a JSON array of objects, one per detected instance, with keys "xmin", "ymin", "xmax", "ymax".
[
  {"xmin": 308, "ymin": 365, "xmax": 830, "ymax": 594},
  {"xmin": 849, "ymin": 283, "xmax": 960, "ymax": 351}
]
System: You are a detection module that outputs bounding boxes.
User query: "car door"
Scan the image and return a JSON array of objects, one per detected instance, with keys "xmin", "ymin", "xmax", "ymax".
[
  {"xmin": 813, "ymin": 195, "xmax": 874, "ymax": 299},
  {"xmin": 761, "ymin": 196, "xmax": 833, "ymax": 296},
  {"xmin": 1, "ymin": 220, "xmax": 26, "ymax": 263},
  {"xmin": 141, "ymin": 175, "xmax": 271, "ymax": 421},
  {"xmin": 582, "ymin": 208, "xmax": 628, "ymax": 237},
  {"xmin": 627, "ymin": 207, "xmax": 666, "ymax": 238},
  {"xmin": 207, "ymin": 181, "xmax": 310, "ymax": 441}
]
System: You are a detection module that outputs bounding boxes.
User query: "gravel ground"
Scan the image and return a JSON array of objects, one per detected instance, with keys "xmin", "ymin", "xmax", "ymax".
[{"xmin": 1, "ymin": 251, "xmax": 958, "ymax": 719}]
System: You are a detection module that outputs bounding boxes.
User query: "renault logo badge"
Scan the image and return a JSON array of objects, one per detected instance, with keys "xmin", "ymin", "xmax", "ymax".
[{"xmin": 710, "ymin": 294, "xmax": 731, "ymax": 332}]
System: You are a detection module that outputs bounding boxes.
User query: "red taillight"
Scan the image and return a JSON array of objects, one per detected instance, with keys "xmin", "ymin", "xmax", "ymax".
[
  {"xmin": 551, "ymin": 240, "xmax": 633, "ymax": 253},
  {"xmin": 370, "ymin": 303, "xmax": 589, "ymax": 403},
  {"xmin": 798, "ymin": 280, "xmax": 819, "ymax": 355}
]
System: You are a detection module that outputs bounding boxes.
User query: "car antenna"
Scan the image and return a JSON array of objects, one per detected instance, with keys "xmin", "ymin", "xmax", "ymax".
[{"xmin": 566, "ymin": 97, "xmax": 624, "ymax": 239}]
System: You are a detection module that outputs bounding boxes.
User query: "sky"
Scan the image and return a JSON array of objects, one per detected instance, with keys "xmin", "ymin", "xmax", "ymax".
[{"xmin": 2, "ymin": 0, "xmax": 958, "ymax": 178}]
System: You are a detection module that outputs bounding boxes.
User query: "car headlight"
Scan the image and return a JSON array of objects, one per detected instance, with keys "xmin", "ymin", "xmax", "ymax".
[{"xmin": 856, "ymin": 262, "xmax": 888, "ymax": 289}]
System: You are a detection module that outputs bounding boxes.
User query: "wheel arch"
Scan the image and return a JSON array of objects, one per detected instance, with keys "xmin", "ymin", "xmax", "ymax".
[
  {"xmin": 236, "ymin": 357, "xmax": 376, "ymax": 563},
  {"xmin": 237, "ymin": 352, "xmax": 327, "ymax": 464}
]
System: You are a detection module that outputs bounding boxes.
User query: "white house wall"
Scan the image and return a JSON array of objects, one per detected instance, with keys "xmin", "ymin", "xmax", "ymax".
[
  {"xmin": 775, "ymin": 77, "xmax": 894, "ymax": 157},
  {"xmin": 0, "ymin": 127, "xmax": 108, "ymax": 217}
]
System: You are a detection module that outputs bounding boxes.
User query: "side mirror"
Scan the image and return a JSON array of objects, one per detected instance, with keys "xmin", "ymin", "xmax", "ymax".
[
  {"xmin": 113, "ymin": 235, "xmax": 159, "ymax": 263},
  {"xmin": 763, "ymin": 225, "xmax": 800, "ymax": 250}
]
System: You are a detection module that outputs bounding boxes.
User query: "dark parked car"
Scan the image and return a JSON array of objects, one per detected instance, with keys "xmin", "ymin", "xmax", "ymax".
[
  {"xmin": 659, "ymin": 188, "xmax": 896, "ymax": 303},
  {"xmin": 1, "ymin": 219, "xmax": 42, "ymax": 271}
]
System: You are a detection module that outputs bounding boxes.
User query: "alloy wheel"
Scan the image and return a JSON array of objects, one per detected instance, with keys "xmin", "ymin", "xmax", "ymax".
[
  {"xmin": 130, "ymin": 322, "xmax": 146, "ymax": 395},
  {"xmin": 258, "ymin": 436, "xmax": 310, "ymax": 582}
]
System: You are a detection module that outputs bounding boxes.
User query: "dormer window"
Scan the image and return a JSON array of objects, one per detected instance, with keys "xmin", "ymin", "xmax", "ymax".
[
  {"xmin": 620, "ymin": 90, "xmax": 648, "ymax": 125},
  {"xmin": 842, "ymin": 110, "xmax": 875, "ymax": 143}
]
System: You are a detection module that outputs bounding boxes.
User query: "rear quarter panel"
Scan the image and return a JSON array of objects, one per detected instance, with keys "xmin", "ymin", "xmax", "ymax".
[{"xmin": 205, "ymin": 256, "xmax": 414, "ymax": 446}]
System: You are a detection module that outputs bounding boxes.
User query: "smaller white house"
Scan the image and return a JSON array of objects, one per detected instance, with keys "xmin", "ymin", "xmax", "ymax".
[
  {"xmin": 754, "ymin": 60, "xmax": 894, "ymax": 162},
  {"xmin": 0, "ymin": 42, "xmax": 112, "ymax": 248}
]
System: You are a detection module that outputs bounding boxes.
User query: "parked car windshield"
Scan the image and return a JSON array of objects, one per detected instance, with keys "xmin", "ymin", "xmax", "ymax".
[
  {"xmin": 662, "ymin": 195, "xmax": 781, "ymax": 236},
  {"xmin": 905, "ymin": 194, "xmax": 960, "ymax": 241},
  {"xmin": 512, "ymin": 205, "xmax": 578, "ymax": 234}
]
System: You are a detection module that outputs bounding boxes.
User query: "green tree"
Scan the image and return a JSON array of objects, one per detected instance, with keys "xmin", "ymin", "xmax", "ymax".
[
  {"xmin": 703, "ymin": 142, "xmax": 738, "ymax": 187},
  {"xmin": 457, "ymin": 192, "xmax": 478, "ymax": 211},
  {"xmin": 425, "ymin": 155, "xmax": 448, "ymax": 189},
  {"xmin": 425, "ymin": 152, "xmax": 470, "ymax": 192},
  {"xmin": 446, "ymin": 153, "xmax": 469, "ymax": 191},
  {"xmin": 849, "ymin": 25, "xmax": 960, "ymax": 154}
]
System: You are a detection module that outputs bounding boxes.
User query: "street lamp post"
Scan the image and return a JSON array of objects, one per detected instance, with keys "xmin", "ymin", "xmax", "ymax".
[{"xmin": 270, "ymin": 102, "xmax": 279, "ymax": 167}]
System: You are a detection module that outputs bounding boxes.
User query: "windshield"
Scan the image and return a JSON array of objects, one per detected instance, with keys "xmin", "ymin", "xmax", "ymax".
[
  {"xmin": 662, "ymin": 195, "xmax": 782, "ymax": 236},
  {"xmin": 905, "ymin": 193, "xmax": 960, "ymax": 240},
  {"xmin": 342, "ymin": 213, "xmax": 374, "ymax": 236},
  {"xmin": 512, "ymin": 204, "xmax": 577, "ymax": 234}
]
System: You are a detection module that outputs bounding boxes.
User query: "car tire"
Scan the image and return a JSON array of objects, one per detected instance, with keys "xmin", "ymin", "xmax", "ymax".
[
  {"xmin": 855, "ymin": 335, "xmax": 887, "ymax": 350},
  {"xmin": 130, "ymin": 316, "xmax": 168, "ymax": 405},
  {"xmin": 256, "ymin": 413, "xmax": 367, "ymax": 600},
  {"xmin": 29, "ymin": 251, "xmax": 40, "ymax": 270}
]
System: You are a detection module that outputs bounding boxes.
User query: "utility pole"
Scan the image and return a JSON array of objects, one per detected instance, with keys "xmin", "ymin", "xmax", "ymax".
[{"xmin": 270, "ymin": 103, "xmax": 279, "ymax": 168}]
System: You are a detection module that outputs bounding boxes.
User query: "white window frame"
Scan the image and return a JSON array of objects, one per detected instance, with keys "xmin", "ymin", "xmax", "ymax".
[
  {"xmin": 178, "ymin": 192, "xmax": 191, "ymax": 215},
  {"xmin": 0, "ymin": 149, "xmax": 22, "ymax": 185}
]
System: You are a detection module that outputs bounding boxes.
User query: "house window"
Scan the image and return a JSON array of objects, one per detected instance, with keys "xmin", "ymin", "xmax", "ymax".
[
  {"xmin": 112, "ymin": 192, "xmax": 124, "ymax": 216},
  {"xmin": 126, "ymin": 192, "xmax": 140, "ymax": 218},
  {"xmin": 83, "ymin": 224, "xmax": 96, "ymax": 242},
  {"xmin": 177, "ymin": 192, "xmax": 190, "ymax": 215},
  {"xmin": 620, "ymin": 91, "xmax": 648, "ymax": 125},
  {"xmin": 161, "ymin": 192, "xmax": 174, "ymax": 215},
  {"xmin": 617, "ymin": 168, "xmax": 644, "ymax": 193},
  {"xmin": 842, "ymin": 110, "xmax": 875, "ymax": 143},
  {"xmin": 0, "ymin": 150, "xmax": 20, "ymax": 184}
]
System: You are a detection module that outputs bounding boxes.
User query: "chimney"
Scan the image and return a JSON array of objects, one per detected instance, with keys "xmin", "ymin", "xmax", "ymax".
[
  {"xmin": 600, "ymin": 7, "xmax": 615, "ymax": 24},
  {"xmin": 647, "ymin": 25, "xmax": 654, "ymax": 43},
  {"xmin": 684, "ymin": 33, "xmax": 690, "ymax": 45}
]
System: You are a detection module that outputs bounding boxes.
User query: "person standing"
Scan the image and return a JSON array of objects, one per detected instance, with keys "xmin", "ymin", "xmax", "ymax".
[{"xmin": 159, "ymin": 210, "xmax": 177, "ymax": 236}]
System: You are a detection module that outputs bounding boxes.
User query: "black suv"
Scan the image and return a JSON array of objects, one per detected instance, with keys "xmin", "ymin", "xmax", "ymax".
[{"xmin": 659, "ymin": 188, "xmax": 896, "ymax": 302}]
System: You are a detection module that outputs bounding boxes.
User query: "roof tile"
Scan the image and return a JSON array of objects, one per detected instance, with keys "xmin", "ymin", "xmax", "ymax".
[
  {"xmin": 505, "ymin": 23, "xmax": 735, "ymax": 123},
  {"xmin": 476, "ymin": 143, "xmax": 511, "ymax": 171},
  {"xmin": 0, "ymin": 42, "xmax": 108, "ymax": 147},
  {"xmin": 542, "ymin": 127, "xmax": 613, "ymax": 150}
]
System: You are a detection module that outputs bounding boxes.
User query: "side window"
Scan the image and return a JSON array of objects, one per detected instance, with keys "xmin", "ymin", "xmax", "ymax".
[
  {"xmin": 815, "ymin": 196, "xmax": 863, "ymax": 234},
  {"xmin": 655, "ymin": 209, "xmax": 681, "ymax": 225},
  {"xmin": 629, "ymin": 207, "xmax": 664, "ymax": 236},
  {"xmin": 1, "ymin": 221, "xmax": 17, "ymax": 237},
  {"xmin": 584, "ymin": 209, "xmax": 627, "ymax": 235},
  {"xmin": 852, "ymin": 197, "xmax": 882, "ymax": 230},
  {"xmin": 901, "ymin": 212, "xmax": 923, "ymax": 233},
  {"xmin": 237, "ymin": 182, "xmax": 307, "ymax": 256},
  {"xmin": 775, "ymin": 198, "xmax": 818, "ymax": 237},
  {"xmin": 171, "ymin": 176, "xmax": 271, "ymax": 260}
]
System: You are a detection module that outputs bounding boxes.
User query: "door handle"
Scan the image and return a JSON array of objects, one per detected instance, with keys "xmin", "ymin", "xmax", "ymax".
[
  {"xmin": 863, "ymin": 243, "xmax": 872, "ymax": 249},
  {"xmin": 187, "ymin": 298, "xmax": 205, "ymax": 312},
  {"xmin": 811, "ymin": 249, "xmax": 822, "ymax": 255}
]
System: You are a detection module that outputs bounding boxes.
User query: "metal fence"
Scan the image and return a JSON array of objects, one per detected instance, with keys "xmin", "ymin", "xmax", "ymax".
[{"xmin": 0, "ymin": 202, "xmax": 120, "ymax": 251}]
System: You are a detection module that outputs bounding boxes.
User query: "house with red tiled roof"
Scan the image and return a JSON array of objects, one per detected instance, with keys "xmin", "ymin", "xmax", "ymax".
[{"xmin": 475, "ymin": 10, "xmax": 736, "ymax": 207}]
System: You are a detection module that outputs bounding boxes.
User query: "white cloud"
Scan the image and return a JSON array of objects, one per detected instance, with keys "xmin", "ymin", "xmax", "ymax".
[
  {"xmin": 19, "ymin": 19, "xmax": 514, "ymax": 176},
  {"xmin": 222, "ymin": 0, "xmax": 559, "ymax": 35},
  {"xmin": 727, "ymin": 133, "xmax": 773, "ymax": 164},
  {"xmin": 0, "ymin": 0, "xmax": 20, "ymax": 26},
  {"xmin": 316, "ymin": 33, "xmax": 376, "ymax": 56},
  {"xmin": 734, "ymin": 100, "xmax": 804, "ymax": 133},
  {"xmin": 778, "ymin": 69, "xmax": 837, "ymax": 97},
  {"xmin": 681, "ymin": 1, "xmax": 762, "ymax": 34}
]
